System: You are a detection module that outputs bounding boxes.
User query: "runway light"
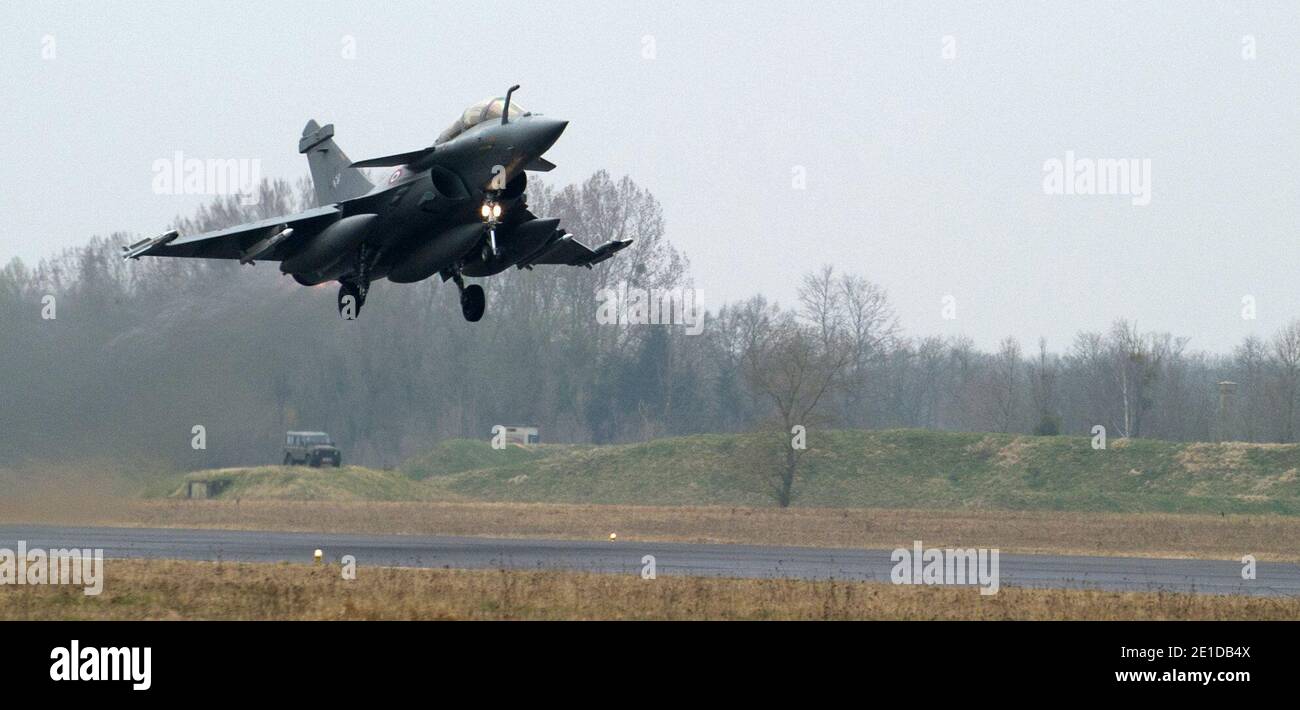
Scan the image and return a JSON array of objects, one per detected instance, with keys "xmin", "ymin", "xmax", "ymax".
[
  {"xmin": 313, "ymin": 549, "xmax": 323, "ymax": 565},
  {"xmin": 609, "ymin": 533, "xmax": 617, "ymax": 542}
]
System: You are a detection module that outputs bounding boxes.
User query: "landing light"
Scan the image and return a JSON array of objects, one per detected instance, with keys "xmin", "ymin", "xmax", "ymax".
[
  {"xmin": 480, "ymin": 204, "xmax": 491, "ymax": 218},
  {"xmin": 492, "ymin": 204, "xmax": 502, "ymax": 218}
]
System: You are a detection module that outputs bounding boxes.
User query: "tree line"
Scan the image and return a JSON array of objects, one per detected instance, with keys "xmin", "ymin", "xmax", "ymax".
[{"xmin": 0, "ymin": 173, "xmax": 1294, "ymax": 474}]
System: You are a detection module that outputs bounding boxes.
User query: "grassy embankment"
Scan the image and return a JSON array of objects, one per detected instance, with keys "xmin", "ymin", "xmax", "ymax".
[
  {"xmin": 177, "ymin": 430, "xmax": 1300, "ymax": 515},
  {"xmin": 8, "ymin": 431, "xmax": 1300, "ymax": 560}
]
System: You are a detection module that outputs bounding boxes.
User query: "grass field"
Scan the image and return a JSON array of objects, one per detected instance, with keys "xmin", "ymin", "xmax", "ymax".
[
  {"xmin": 5, "ymin": 498, "xmax": 1299, "ymax": 562},
  {"xmin": 6, "ymin": 430, "xmax": 1300, "ymax": 566},
  {"xmin": 158, "ymin": 430, "xmax": 1300, "ymax": 515},
  {"xmin": 3, "ymin": 558, "xmax": 1296, "ymax": 620}
]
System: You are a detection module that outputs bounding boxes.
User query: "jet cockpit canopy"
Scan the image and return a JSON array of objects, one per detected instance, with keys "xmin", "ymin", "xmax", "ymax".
[{"xmin": 437, "ymin": 97, "xmax": 527, "ymax": 144}]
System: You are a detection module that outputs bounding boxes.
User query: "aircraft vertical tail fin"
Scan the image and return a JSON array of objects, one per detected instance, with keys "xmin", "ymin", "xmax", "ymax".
[{"xmin": 299, "ymin": 120, "xmax": 374, "ymax": 205}]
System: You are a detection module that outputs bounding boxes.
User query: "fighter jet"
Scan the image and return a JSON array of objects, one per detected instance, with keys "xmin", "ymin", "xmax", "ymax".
[{"xmin": 123, "ymin": 86, "xmax": 631, "ymax": 321}]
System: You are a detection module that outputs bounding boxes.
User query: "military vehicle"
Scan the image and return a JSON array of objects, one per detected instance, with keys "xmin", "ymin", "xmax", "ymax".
[{"xmin": 283, "ymin": 431, "xmax": 342, "ymax": 467}]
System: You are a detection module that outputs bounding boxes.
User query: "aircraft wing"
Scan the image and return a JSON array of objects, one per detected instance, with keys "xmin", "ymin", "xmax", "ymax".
[
  {"xmin": 521, "ymin": 234, "xmax": 633, "ymax": 269},
  {"xmin": 123, "ymin": 206, "xmax": 340, "ymax": 262}
]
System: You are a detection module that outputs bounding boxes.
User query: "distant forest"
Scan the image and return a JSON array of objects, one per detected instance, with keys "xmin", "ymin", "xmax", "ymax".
[{"xmin": 2, "ymin": 172, "xmax": 1296, "ymax": 470}]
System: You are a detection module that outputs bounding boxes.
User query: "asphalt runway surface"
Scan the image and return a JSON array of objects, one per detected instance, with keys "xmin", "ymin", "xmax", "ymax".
[{"xmin": 2, "ymin": 524, "xmax": 1297, "ymax": 596}]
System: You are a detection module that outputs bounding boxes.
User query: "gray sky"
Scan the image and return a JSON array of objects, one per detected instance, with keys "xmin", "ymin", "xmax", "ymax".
[{"xmin": 2, "ymin": 1, "xmax": 1297, "ymax": 352}]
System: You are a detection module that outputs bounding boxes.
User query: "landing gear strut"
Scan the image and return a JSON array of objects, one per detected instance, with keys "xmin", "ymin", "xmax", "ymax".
[
  {"xmin": 338, "ymin": 281, "xmax": 365, "ymax": 319},
  {"xmin": 480, "ymin": 192, "xmax": 503, "ymax": 257},
  {"xmin": 338, "ymin": 247, "xmax": 371, "ymax": 320},
  {"xmin": 452, "ymin": 269, "xmax": 485, "ymax": 322}
]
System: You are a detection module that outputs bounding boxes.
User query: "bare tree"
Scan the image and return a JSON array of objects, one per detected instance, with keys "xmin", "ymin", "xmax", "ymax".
[
  {"xmin": 1272, "ymin": 320, "xmax": 1300, "ymax": 442},
  {"xmin": 947, "ymin": 335, "xmax": 983, "ymax": 431},
  {"xmin": 915, "ymin": 336, "xmax": 948, "ymax": 428},
  {"xmin": 795, "ymin": 266, "xmax": 898, "ymax": 427},
  {"xmin": 1108, "ymin": 320, "xmax": 1170, "ymax": 439},
  {"xmin": 989, "ymin": 336, "xmax": 1022, "ymax": 433},
  {"xmin": 1234, "ymin": 335, "xmax": 1268, "ymax": 442},
  {"xmin": 742, "ymin": 304, "xmax": 851, "ymax": 507},
  {"xmin": 798, "ymin": 265, "xmax": 843, "ymax": 348},
  {"xmin": 1029, "ymin": 337, "xmax": 1060, "ymax": 435}
]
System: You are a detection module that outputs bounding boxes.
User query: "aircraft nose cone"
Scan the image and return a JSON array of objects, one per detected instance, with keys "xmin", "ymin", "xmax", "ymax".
[{"xmin": 527, "ymin": 117, "xmax": 568, "ymax": 154}]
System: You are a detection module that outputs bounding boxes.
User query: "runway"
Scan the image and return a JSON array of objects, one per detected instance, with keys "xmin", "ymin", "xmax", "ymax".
[{"xmin": 1, "ymin": 524, "xmax": 1296, "ymax": 596}]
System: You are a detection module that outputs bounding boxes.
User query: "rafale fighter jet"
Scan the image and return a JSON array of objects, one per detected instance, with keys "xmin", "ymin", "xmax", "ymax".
[{"xmin": 123, "ymin": 86, "xmax": 631, "ymax": 321}]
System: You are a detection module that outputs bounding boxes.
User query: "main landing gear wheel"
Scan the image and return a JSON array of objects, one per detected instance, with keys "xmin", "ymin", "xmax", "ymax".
[
  {"xmin": 338, "ymin": 281, "xmax": 365, "ymax": 320},
  {"xmin": 460, "ymin": 284, "xmax": 485, "ymax": 322},
  {"xmin": 449, "ymin": 268, "xmax": 485, "ymax": 322}
]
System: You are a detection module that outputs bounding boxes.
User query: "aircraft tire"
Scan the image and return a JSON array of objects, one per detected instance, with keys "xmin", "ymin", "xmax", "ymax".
[
  {"xmin": 338, "ymin": 282, "xmax": 363, "ymax": 319},
  {"xmin": 461, "ymin": 284, "xmax": 485, "ymax": 322}
]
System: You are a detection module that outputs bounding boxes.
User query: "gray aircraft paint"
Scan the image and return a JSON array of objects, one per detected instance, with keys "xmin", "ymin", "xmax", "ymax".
[{"xmin": 123, "ymin": 90, "xmax": 630, "ymax": 321}]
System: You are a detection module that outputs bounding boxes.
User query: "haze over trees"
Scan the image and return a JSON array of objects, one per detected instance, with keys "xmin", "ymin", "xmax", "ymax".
[{"xmin": 1, "ymin": 174, "xmax": 1297, "ymax": 476}]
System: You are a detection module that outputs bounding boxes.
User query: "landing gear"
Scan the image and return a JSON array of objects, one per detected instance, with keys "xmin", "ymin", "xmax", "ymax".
[
  {"xmin": 338, "ymin": 247, "xmax": 372, "ymax": 320},
  {"xmin": 338, "ymin": 281, "xmax": 365, "ymax": 319},
  {"xmin": 461, "ymin": 284, "xmax": 485, "ymax": 322},
  {"xmin": 480, "ymin": 192, "xmax": 503, "ymax": 257},
  {"xmin": 451, "ymin": 269, "xmax": 486, "ymax": 322}
]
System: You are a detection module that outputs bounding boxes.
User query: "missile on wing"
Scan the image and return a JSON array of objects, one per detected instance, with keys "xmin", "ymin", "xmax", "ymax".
[
  {"xmin": 122, "ymin": 230, "xmax": 179, "ymax": 260},
  {"xmin": 584, "ymin": 239, "xmax": 633, "ymax": 267},
  {"xmin": 239, "ymin": 227, "xmax": 294, "ymax": 265}
]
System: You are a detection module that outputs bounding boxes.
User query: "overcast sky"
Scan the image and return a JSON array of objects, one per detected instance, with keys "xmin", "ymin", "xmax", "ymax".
[{"xmin": 2, "ymin": 1, "xmax": 1297, "ymax": 352}]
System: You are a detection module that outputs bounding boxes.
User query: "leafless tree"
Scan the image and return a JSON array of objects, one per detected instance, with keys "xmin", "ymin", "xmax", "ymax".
[
  {"xmin": 742, "ymin": 300, "xmax": 851, "ymax": 507},
  {"xmin": 797, "ymin": 266, "xmax": 897, "ymax": 427},
  {"xmin": 1029, "ymin": 337, "xmax": 1060, "ymax": 435},
  {"xmin": 1272, "ymin": 320, "xmax": 1300, "ymax": 442},
  {"xmin": 1234, "ymin": 335, "xmax": 1268, "ymax": 442},
  {"xmin": 988, "ymin": 336, "xmax": 1022, "ymax": 433}
]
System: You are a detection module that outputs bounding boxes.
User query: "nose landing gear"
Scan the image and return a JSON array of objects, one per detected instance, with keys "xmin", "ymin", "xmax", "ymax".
[{"xmin": 480, "ymin": 194, "xmax": 503, "ymax": 258}]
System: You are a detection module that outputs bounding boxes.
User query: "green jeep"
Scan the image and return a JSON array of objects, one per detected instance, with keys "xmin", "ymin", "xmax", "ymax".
[{"xmin": 283, "ymin": 431, "xmax": 342, "ymax": 467}]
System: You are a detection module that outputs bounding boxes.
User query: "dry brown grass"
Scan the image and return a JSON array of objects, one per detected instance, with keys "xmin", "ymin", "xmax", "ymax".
[
  {"xmin": 3, "ymin": 559, "xmax": 1297, "ymax": 620},
  {"xmin": 5, "ymin": 498, "xmax": 1299, "ymax": 562}
]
